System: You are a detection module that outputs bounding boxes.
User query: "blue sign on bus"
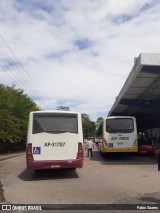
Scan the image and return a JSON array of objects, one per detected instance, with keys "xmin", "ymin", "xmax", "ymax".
[{"xmin": 33, "ymin": 147, "xmax": 41, "ymax": 154}]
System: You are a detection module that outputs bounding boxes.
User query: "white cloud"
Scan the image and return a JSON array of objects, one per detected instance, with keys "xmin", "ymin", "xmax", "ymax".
[{"xmin": 0, "ymin": 0, "xmax": 160, "ymax": 121}]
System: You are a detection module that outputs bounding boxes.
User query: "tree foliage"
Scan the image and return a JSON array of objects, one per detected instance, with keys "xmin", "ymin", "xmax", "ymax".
[
  {"xmin": 96, "ymin": 117, "xmax": 103, "ymax": 125},
  {"xmin": 95, "ymin": 117, "xmax": 103, "ymax": 129},
  {"xmin": 82, "ymin": 113, "xmax": 96, "ymax": 139},
  {"xmin": 95, "ymin": 117, "xmax": 103, "ymax": 137},
  {"xmin": 0, "ymin": 84, "xmax": 40, "ymax": 153}
]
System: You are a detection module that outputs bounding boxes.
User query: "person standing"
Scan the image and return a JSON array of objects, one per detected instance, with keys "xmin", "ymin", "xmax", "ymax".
[{"xmin": 85, "ymin": 139, "xmax": 94, "ymax": 157}]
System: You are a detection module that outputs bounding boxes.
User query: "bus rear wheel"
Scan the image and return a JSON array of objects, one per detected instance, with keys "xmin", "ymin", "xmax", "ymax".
[{"xmin": 100, "ymin": 151, "xmax": 105, "ymax": 157}]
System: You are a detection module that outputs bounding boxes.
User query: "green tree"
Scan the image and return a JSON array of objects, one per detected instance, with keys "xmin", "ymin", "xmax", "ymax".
[
  {"xmin": 95, "ymin": 117, "xmax": 103, "ymax": 129},
  {"xmin": 96, "ymin": 117, "xmax": 103, "ymax": 124},
  {"xmin": 95, "ymin": 117, "xmax": 103, "ymax": 137},
  {"xmin": 82, "ymin": 113, "xmax": 96, "ymax": 139},
  {"xmin": 0, "ymin": 84, "xmax": 40, "ymax": 153}
]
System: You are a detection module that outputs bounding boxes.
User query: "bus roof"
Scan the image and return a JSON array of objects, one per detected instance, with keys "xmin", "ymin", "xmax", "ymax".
[
  {"xmin": 29, "ymin": 110, "xmax": 80, "ymax": 115},
  {"xmin": 106, "ymin": 116, "xmax": 135, "ymax": 119}
]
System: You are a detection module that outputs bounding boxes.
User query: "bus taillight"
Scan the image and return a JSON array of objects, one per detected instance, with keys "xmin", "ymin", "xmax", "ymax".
[
  {"xmin": 27, "ymin": 143, "xmax": 33, "ymax": 161},
  {"xmin": 133, "ymin": 139, "xmax": 137, "ymax": 146},
  {"xmin": 77, "ymin": 142, "xmax": 83, "ymax": 159},
  {"xmin": 104, "ymin": 138, "xmax": 108, "ymax": 147}
]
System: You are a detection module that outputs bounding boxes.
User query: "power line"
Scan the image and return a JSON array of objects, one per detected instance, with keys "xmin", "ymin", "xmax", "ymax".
[
  {"xmin": 0, "ymin": 43, "xmax": 46, "ymax": 109},
  {"xmin": 0, "ymin": 34, "xmax": 48, "ymax": 109}
]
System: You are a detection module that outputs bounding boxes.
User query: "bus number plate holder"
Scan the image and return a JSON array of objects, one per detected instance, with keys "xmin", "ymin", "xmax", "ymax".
[{"xmin": 117, "ymin": 142, "xmax": 123, "ymax": 145}]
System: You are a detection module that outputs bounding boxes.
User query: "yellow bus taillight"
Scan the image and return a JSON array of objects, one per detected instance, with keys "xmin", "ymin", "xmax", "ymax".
[
  {"xmin": 133, "ymin": 139, "xmax": 137, "ymax": 146},
  {"xmin": 104, "ymin": 138, "xmax": 108, "ymax": 147}
]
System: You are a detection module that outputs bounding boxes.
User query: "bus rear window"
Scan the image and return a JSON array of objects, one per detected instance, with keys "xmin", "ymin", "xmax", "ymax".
[
  {"xmin": 106, "ymin": 118, "xmax": 134, "ymax": 133},
  {"xmin": 33, "ymin": 113, "xmax": 78, "ymax": 134}
]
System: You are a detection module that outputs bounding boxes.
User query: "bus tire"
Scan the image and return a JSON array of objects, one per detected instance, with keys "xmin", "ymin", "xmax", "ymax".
[
  {"xmin": 34, "ymin": 169, "xmax": 41, "ymax": 174},
  {"xmin": 100, "ymin": 151, "xmax": 105, "ymax": 157}
]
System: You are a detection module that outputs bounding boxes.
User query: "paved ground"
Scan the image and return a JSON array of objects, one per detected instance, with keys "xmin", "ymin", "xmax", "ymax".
[{"xmin": 0, "ymin": 146, "xmax": 160, "ymax": 212}]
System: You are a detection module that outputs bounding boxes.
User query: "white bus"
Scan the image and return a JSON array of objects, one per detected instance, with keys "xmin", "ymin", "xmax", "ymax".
[
  {"xmin": 97, "ymin": 116, "xmax": 138, "ymax": 156},
  {"xmin": 26, "ymin": 110, "xmax": 83, "ymax": 170}
]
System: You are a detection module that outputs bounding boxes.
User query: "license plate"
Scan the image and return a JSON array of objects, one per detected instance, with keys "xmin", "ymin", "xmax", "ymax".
[{"xmin": 51, "ymin": 165, "xmax": 60, "ymax": 168}]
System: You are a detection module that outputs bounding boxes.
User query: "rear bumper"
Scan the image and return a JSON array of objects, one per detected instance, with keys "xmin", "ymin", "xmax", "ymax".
[
  {"xmin": 102, "ymin": 146, "xmax": 138, "ymax": 153},
  {"xmin": 154, "ymin": 150, "xmax": 160, "ymax": 159},
  {"xmin": 138, "ymin": 145, "xmax": 152, "ymax": 154},
  {"xmin": 27, "ymin": 158, "xmax": 83, "ymax": 170}
]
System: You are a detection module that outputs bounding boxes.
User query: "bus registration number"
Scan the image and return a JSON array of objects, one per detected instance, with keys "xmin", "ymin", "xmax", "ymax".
[
  {"xmin": 44, "ymin": 142, "xmax": 65, "ymax": 147},
  {"xmin": 119, "ymin": 137, "xmax": 129, "ymax": 140}
]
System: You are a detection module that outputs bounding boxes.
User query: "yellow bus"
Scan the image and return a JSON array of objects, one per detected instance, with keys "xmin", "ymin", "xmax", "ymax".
[{"xmin": 97, "ymin": 116, "xmax": 138, "ymax": 156}]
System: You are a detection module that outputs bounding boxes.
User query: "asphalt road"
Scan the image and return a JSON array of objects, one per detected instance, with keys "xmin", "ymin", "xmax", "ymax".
[{"xmin": 0, "ymin": 145, "xmax": 160, "ymax": 212}]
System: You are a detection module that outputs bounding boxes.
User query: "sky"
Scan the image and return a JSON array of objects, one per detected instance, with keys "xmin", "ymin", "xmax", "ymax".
[{"xmin": 0, "ymin": 0, "xmax": 160, "ymax": 121}]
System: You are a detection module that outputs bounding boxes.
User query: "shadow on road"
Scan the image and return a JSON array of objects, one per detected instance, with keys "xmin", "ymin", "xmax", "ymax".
[
  {"xmin": 18, "ymin": 168, "xmax": 79, "ymax": 181},
  {"xmin": 86, "ymin": 147, "xmax": 157, "ymax": 165}
]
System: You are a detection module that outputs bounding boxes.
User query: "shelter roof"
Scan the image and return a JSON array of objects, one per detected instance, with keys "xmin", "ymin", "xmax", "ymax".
[{"xmin": 109, "ymin": 53, "xmax": 160, "ymax": 131}]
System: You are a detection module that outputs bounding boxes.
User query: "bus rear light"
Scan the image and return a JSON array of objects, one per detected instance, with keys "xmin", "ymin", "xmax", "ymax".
[
  {"xmin": 76, "ymin": 142, "xmax": 83, "ymax": 159},
  {"xmin": 104, "ymin": 138, "xmax": 108, "ymax": 147},
  {"xmin": 133, "ymin": 139, "xmax": 137, "ymax": 146},
  {"xmin": 27, "ymin": 143, "xmax": 33, "ymax": 161}
]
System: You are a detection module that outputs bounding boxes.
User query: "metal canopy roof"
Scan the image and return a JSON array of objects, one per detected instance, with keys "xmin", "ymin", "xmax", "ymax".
[{"xmin": 109, "ymin": 53, "xmax": 160, "ymax": 131}]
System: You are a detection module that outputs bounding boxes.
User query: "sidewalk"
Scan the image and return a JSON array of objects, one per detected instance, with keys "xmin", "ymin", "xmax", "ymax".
[{"xmin": 0, "ymin": 151, "xmax": 25, "ymax": 161}]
